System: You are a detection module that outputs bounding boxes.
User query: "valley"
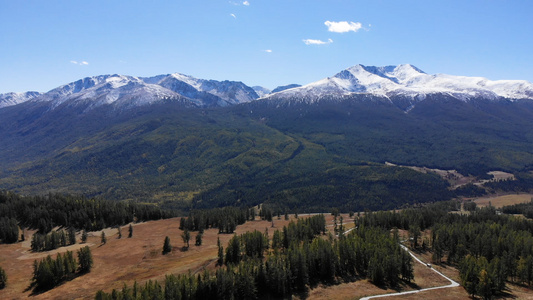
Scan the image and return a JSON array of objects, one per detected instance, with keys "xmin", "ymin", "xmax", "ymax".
[{"xmin": 1, "ymin": 64, "xmax": 533, "ymax": 299}]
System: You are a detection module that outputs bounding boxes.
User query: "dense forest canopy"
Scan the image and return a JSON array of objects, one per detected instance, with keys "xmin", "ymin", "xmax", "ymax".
[
  {"xmin": 0, "ymin": 97, "xmax": 532, "ymax": 210},
  {"xmin": 0, "ymin": 190, "xmax": 175, "ymax": 244}
]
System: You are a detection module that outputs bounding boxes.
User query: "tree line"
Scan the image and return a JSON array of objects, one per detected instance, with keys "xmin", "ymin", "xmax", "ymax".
[
  {"xmin": 0, "ymin": 190, "xmax": 175, "ymax": 243},
  {"xmin": 501, "ymin": 198, "xmax": 533, "ymax": 219},
  {"xmin": 178, "ymin": 206, "xmax": 249, "ymax": 234},
  {"xmin": 31, "ymin": 227, "xmax": 77, "ymax": 252}
]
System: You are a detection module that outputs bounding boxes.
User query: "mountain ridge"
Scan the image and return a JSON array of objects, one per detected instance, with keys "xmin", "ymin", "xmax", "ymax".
[
  {"xmin": 2, "ymin": 64, "xmax": 533, "ymax": 113},
  {"xmin": 263, "ymin": 64, "xmax": 533, "ymax": 109}
]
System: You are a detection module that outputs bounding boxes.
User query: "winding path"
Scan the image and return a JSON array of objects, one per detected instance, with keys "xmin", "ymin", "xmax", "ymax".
[{"xmin": 360, "ymin": 244, "xmax": 460, "ymax": 299}]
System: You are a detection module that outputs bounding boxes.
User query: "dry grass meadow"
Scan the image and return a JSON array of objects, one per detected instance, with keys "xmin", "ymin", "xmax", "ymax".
[
  {"xmin": 1, "ymin": 213, "xmax": 532, "ymax": 299},
  {"xmin": 474, "ymin": 193, "xmax": 533, "ymax": 208}
]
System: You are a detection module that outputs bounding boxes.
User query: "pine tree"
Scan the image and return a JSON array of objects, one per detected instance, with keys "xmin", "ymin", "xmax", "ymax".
[
  {"xmin": 477, "ymin": 269, "xmax": 493, "ymax": 300},
  {"xmin": 195, "ymin": 233, "xmax": 203, "ymax": 246},
  {"xmin": 68, "ymin": 227, "xmax": 76, "ymax": 245},
  {"xmin": 77, "ymin": 246, "xmax": 93, "ymax": 273},
  {"xmin": 163, "ymin": 236, "xmax": 172, "ymax": 254},
  {"xmin": 0, "ymin": 266, "xmax": 7, "ymax": 289},
  {"xmin": 225, "ymin": 234, "xmax": 241, "ymax": 265},
  {"xmin": 217, "ymin": 238, "xmax": 224, "ymax": 266},
  {"xmin": 101, "ymin": 231, "xmax": 106, "ymax": 245},
  {"xmin": 181, "ymin": 229, "xmax": 191, "ymax": 249},
  {"xmin": 128, "ymin": 224, "xmax": 133, "ymax": 238},
  {"xmin": 81, "ymin": 230, "xmax": 88, "ymax": 243}
]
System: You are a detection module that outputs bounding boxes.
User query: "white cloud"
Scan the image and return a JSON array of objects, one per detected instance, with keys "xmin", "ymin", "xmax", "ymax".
[
  {"xmin": 230, "ymin": 13, "xmax": 236, "ymax": 18},
  {"xmin": 229, "ymin": 1, "xmax": 249, "ymax": 5},
  {"xmin": 263, "ymin": 49, "xmax": 272, "ymax": 53},
  {"xmin": 324, "ymin": 21, "xmax": 362, "ymax": 33},
  {"xmin": 70, "ymin": 60, "xmax": 89, "ymax": 66},
  {"xmin": 303, "ymin": 38, "xmax": 333, "ymax": 45}
]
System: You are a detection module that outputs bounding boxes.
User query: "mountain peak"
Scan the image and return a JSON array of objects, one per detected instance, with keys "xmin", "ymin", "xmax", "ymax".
[
  {"xmin": 265, "ymin": 64, "xmax": 533, "ymax": 106},
  {"xmin": 0, "ymin": 91, "xmax": 42, "ymax": 108}
]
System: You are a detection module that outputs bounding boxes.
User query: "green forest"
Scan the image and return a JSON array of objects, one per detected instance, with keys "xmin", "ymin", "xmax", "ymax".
[{"xmin": 1, "ymin": 98, "xmax": 532, "ymax": 212}]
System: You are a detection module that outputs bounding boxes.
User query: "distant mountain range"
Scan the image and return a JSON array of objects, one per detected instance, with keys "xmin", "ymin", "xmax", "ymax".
[
  {"xmin": 2, "ymin": 64, "xmax": 532, "ymax": 112},
  {"xmin": 1, "ymin": 64, "xmax": 533, "ymax": 211}
]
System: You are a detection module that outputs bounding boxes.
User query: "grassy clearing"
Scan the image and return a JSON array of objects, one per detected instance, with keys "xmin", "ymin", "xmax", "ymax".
[{"xmin": 474, "ymin": 193, "xmax": 533, "ymax": 208}]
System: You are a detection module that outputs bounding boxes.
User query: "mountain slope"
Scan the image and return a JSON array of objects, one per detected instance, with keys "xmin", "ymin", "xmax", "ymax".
[{"xmin": 1, "ymin": 64, "xmax": 533, "ymax": 211}]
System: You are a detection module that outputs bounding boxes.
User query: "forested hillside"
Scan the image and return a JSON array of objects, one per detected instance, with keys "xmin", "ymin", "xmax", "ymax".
[{"xmin": 1, "ymin": 91, "xmax": 533, "ymax": 211}]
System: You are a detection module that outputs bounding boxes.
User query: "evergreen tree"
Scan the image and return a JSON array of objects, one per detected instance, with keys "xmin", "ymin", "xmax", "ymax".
[
  {"xmin": 195, "ymin": 233, "xmax": 203, "ymax": 246},
  {"xmin": 81, "ymin": 230, "xmax": 88, "ymax": 243},
  {"xmin": 78, "ymin": 246, "xmax": 93, "ymax": 273},
  {"xmin": 0, "ymin": 217, "xmax": 19, "ymax": 244},
  {"xmin": 68, "ymin": 227, "xmax": 76, "ymax": 245},
  {"xmin": 217, "ymin": 238, "xmax": 224, "ymax": 266},
  {"xmin": 477, "ymin": 269, "xmax": 493, "ymax": 300},
  {"xmin": 128, "ymin": 224, "xmax": 133, "ymax": 238},
  {"xmin": 272, "ymin": 230, "xmax": 283, "ymax": 250},
  {"xmin": 0, "ymin": 266, "xmax": 6, "ymax": 289},
  {"xmin": 163, "ymin": 236, "xmax": 172, "ymax": 254},
  {"xmin": 225, "ymin": 235, "xmax": 241, "ymax": 265},
  {"xmin": 117, "ymin": 227, "xmax": 122, "ymax": 239},
  {"xmin": 100, "ymin": 231, "xmax": 106, "ymax": 245},
  {"xmin": 181, "ymin": 229, "xmax": 191, "ymax": 249}
]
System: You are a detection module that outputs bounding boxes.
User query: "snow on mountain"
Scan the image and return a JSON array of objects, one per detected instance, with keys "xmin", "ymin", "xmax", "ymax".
[
  {"xmin": 157, "ymin": 73, "xmax": 259, "ymax": 106},
  {"xmin": 4, "ymin": 65, "xmax": 532, "ymax": 112},
  {"xmin": 252, "ymin": 86, "xmax": 271, "ymax": 98},
  {"xmin": 34, "ymin": 75, "xmax": 181, "ymax": 109},
  {"xmin": 0, "ymin": 91, "xmax": 41, "ymax": 108},
  {"xmin": 265, "ymin": 64, "xmax": 533, "ymax": 104},
  {"xmin": 18, "ymin": 73, "xmax": 260, "ymax": 111},
  {"xmin": 271, "ymin": 84, "xmax": 301, "ymax": 94}
]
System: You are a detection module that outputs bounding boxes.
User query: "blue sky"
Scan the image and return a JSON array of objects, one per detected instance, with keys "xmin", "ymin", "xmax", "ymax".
[{"xmin": 1, "ymin": 0, "xmax": 532, "ymax": 93}]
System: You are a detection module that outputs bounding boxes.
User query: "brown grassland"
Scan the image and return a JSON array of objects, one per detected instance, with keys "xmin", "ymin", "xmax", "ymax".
[
  {"xmin": 1, "ymin": 213, "xmax": 532, "ymax": 299},
  {"xmin": 473, "ymin": 193, "xmax": 533, "ymax": 208}
]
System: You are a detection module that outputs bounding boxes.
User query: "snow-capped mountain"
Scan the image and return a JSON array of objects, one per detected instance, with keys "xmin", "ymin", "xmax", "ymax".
[
  {"xmin": 157, "ymin": 73, "xmax": 259, "ymax": 106},
  {"xmin": 265, "ymin": 64, "xmax": 533, "ymax": 105},
  {"xmin": 0, "ymin": 91, "xmax": 42, "ymax": 108},
  {"xmin": 15, "ymin": 73, "xmax": 260, "ymax": 111},
  {"xmin": 4, "ymin": 65, "xmax": 533, "ymax": 113},
  {"xmin": 252, "ymin": 86, "xmax": 271, "ymax": 98}
]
